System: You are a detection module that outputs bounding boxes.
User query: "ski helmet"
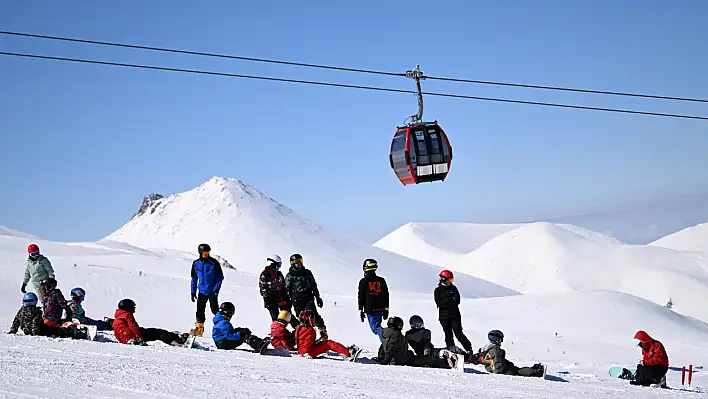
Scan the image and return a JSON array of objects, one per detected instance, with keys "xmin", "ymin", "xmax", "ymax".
[
  {"xmin": 387, "ymin": 316, "xmax": 404, "ymax": 330},
  {"xmin": 290, "ymin": 253, "xmax": 303, "ymax": 266},
  {"xmin": 488, "ymin": 329, "xmax": 504, "ymax": 344},
  {"xmin": 409, "ymin": 315, "xmax": 424, "ymax": 330},
  {"xmin": 363, "ymin": 258, "xmax": 378, "ymax": 272},
  {"xmin": 198, "ymin": 243, "xmax": 211, "ymax": 256},
  {"xmin": 39, "ymin": 278, "xmax": 57, "ymax": 291},
  {"xmin": 118, "ymin": 298, "xmax": 136, "ymax": 313},
  {"xmin": 27, "ymin": 243, "xmax": 40, "ymax": 256},
  {"xmin": 277, "ymin": 309, "xmax": 291, "ymax": 323},
  {"xmin": 219, "ymin": 302, "xmax": 236, "ymax": 318},
  {"xmin": 22, "ymin": 292, "xmax": 38, "ymax": 307},
  {"xmin": 267, "ymin": 254, "xmax": 282, "ymax": 269},
  {"xmin": 439, "ymin": 269, "xmax": 454, "ymax": 283},
  {"xmin": 71, "ymin": 287, "xmax": 86, "ymax": 300}
]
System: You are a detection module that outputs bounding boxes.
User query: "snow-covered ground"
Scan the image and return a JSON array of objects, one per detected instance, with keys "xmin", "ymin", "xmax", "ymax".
[{"xmin": 650, "ymin": 222, "xmax": 708, "ymax": 253}]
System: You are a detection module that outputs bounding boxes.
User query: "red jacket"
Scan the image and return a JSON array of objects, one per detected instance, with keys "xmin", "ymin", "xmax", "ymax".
[
  {"xmin": 270, "ymin": 320, "xmax": 295, "ymax": 351},
  {"xmin": 295, "ymin": 324, "xmax": 316, "ymax": 356},
  {"xmin": 113, "ymin": 309, "xmax": 143, "ymax": 344},
  {"xmin": 634, "ymin": 330, "xmax": 669, "ymax": 367}
]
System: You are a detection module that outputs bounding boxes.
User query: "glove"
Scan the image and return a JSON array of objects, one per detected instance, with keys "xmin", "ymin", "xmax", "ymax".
[
  {"xmin": 191, "ymin": 293, "xmax": 196, "ymax": 302},
  {"xmin": 360, "ymin": 311, "xmax": 365, "ymax": 322},
  {"xmin": 21, "ymin": 283, "xmax": 26, "ymax": 293},
  {"xmin": 383, "ymin": 309, "xmax": 389, "ymax": 320},
  {"xmin": 316, "ymin": 296, "xmax": 323, "ymax": 308},
  {"xmin": 242, "ymin": 328, "xmax": 251, "ymax": 337}
]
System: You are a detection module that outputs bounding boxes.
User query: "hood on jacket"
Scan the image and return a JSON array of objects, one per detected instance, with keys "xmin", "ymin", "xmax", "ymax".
[
  {"xmin": 634, "ymin": 330, "xmax": 652, "ymax": 343},
  {"xmin": 114, "ymin": 308, "xmax": 134, "ymax": 319},
  {"xmin": 213, "ymin": 312, "xmax": 230, "ymax": 324}
]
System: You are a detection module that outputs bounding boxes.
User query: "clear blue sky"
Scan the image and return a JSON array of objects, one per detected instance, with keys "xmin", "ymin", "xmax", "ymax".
[{"xmin": 1, "ymin": 0, "xmax": 707, "ymax": 242}]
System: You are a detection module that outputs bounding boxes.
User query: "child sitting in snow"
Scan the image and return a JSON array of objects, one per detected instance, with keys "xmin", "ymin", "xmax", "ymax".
[
  {"xmin": 378, "ymin": 316, "xmax": 457, "ymax": 369},
  {"xmin": 404, "ymin": 315, "xmax": 436, "ymax": 357},
  {"xmin": 270, "ymin": 310, "xmax": 296, "ymax": 352},
  {"xmin": 295, "ymin": 308, "xmax": 358, "ymax": 360},
  {"xmin": 66, "ymin": 287, "xmax": 112, "ymax": 330},
  {"xmin": 472, "ymin": 330, "xmax": 544, "ymax": 377},
  {"xmin": 39, "ymin": 278, "xmax": 70, "ymax": 327},
  {"xmin": 112, "ymin": 298, "xmax": 189, "ymax": 346},
  {"xmin": 8, "ymin": 292, "xmax": 88, "ymax": 339},
  {"xmin": 212, "ymin": 302, "xmax": 269, "ymax": 351}
]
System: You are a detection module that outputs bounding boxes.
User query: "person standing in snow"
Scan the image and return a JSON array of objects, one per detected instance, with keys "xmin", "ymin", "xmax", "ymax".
[
  {"xmin": 259, "ymin": 254, "xmax": 298, "ymax": 328},
  {"xmin": 357, "ymin": 258, "xmax": 389, "ymax": 342},
  {"xmin": 21, "ymin": 244, "xmax": 55, "ymax": 305},
  {"xmin": 189, "ymin": 243, "xmax": 224, "ymax": 336},
  {"xmin": 623, "ymin": 330, "xmax": 669, "ymax": 387},
  {"xmin": 285, "ymin": 254, "xmax": 328, "ymax": 341},
  {"xmin": 434, "ymin": 270, "xmax": 473, "ymax": 354}
]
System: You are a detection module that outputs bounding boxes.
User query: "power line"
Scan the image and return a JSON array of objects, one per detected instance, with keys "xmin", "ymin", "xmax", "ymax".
[
  {"xmin": 2, "ymin": 51, "xmax": 707, "ymax": 121},
  {"xmin": 1, "ymin": 30, "xmax": 707, "ymax": 104}
]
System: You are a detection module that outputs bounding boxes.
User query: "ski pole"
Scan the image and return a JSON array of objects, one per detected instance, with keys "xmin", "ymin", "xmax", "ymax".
[
  {"xmin": 682, "ymin": 366, "xmax": 686, "ymax": 385},
  {"xmin": 689, "ymin": 364, "xmax": 693, "ymax": 386}
]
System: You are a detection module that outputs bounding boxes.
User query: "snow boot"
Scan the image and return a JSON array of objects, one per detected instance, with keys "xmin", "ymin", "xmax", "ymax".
[
  {"xmin": 346, "ymin": 345, "xmax": 362, "ymax": 362},
  {"xmin": 189, "ymin": 322, "xmax": 205, "ymax": 337},
  {"xmin": 650, "ymin": 375, "xmax": 668, "ymax": 389},
  {"xmin": 315, "ymin": 326, "xmax": 328, "ymax": 344}
]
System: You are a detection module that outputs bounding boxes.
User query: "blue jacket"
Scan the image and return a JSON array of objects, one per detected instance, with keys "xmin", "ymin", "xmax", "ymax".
[
  {"xmin": 212, "ymin": 312, "xmax": 241, "ymax": 343},
  {"xmin": 190, "ymin": 257, "xmax": 224, "ymax": 295}
]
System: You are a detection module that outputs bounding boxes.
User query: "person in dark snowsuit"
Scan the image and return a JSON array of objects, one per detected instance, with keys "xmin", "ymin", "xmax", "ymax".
[
  {"xmin": 404, "ymin": 315, "xmax": 436, "ymax": 357},
  {"xmin": 8, "ymin": 292, "xmax": 88, "ymax": 339},
  {"xmin": 39, "ymin": 278, "xmax": 70, "ymax": 328},
  {"xmin": 625, "ymin": 330, "xmax": 669, "ymax": 387},
  {"xmin": 284, "ymin": 254, "xmax": 327, "ymax": 341},
  {"xmin": 259, "ymin": 254, "xmax": 298, "ymax": 328},
  {"xmin": 357, "ymin": 259, "xmax": 389, "ymax": 342},
  {"xmin": 377, "ymin": 316, "xmax": 456, "ymax": 369},
  {"xmin": 434, "ymin": 270, "xmax": 472, "ymax": 354},
  {"xmin": 212, "ymin": 302, "xmax": 268, "ymax": 351},
  {"xmin": 472, "ymin": 330, "xmax": 545, "ymax": 377},
  {"xmin": 189, "ymin": 243, "xmax": 224, "ymax": 336}
]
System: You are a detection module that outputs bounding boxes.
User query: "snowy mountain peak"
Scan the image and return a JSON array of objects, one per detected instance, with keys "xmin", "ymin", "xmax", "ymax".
[{"xmin": 0, "ymin": 225, "xmax": 39, "ymax": 239}]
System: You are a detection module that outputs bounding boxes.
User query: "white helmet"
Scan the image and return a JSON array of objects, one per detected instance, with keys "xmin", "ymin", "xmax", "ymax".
[{"xmin": 267, "ymin": 254, "xmax": 282, "ymax": 265}]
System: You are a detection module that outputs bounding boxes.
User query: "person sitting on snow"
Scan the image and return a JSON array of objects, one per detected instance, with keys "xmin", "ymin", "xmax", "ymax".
[
  {"xmin": 212, "ymin": 302, "xmax": 269, "ymax": 352},
  {"xmin": 270, "ymin": 309, "xmax": 296, "ymax": 352},
  {"xmin": 39, "ymin": 278, "xmax": 70, "ymax": 328},
  {"xmin": 622, "ymin": 330, "xmax": 669, "ymax": 387},
  {"xmin": 8, "ymin": 292, "xmax": 88, "ymax": 339},
  {"xmin": 378, "ymin": 316, "xmax": 458, "ymax": 369},
  {"xmin": 405, "ymin": 315, "xmax": 436, "ymax": 357},
  {"xmin": 66, "ymin": 287, "xmax": 112, "ymax": 330},
  {"xmin": 472, "ymin": 330, "xmax": 544, "ymax": 377},
  {"xmin": 295, "ymin": 308, "xmax": 358, "ymax": 360},
  {"xmin": 112, "ymin": 299, "xmax": 189, "ymax": 346}
]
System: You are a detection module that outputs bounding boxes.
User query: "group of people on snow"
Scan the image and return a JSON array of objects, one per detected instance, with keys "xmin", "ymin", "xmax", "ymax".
[{"xmin": 9, "ymin": 242, "xmax": 671, "ymax": 387}]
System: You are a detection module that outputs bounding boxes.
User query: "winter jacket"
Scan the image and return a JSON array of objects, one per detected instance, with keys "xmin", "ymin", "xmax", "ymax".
[
  {"xmin": 635, "ymin": 331, "xmax": 669, "ymax": 367},
  {"xmin": 259, "ymin": 266, "xmax": 291, "ymax": 308},
  {"xmin": 378, "ymin": 327, "xmax": 414, "ymax": 366},
  {"xmin": 358, "ymin": 272, "xmax": 389, "ymax": 313},
  {"xmin": 112, "ymin": 309, "xmax": 143, "ymax": 344},
  {"xmin": 477, "ymin": 342, "xmax": 513, "ymax": 374},
  {"xmin": 9, "ymin": 306, "xmax": 43, "ymax": 335},
  {"xmin": 270, "ymin": 320, "xmax": 296, "ymax": 350},
  {"xmin": 190, "ymin": 257, "xmax": 224, "ymax": 296},
  {"xmin": 42, "ymin": 289, "xmax": 68, "ymax": 326},
  {"xmin": 67, "ymin": 299, "xmax": 86, "ymax": 323},
  {"xmin": 405, "ymin": 328, "xmax": 434, "ymax": 356},
  {"xmin": 295, "ymin": 324, "xmax": 317, "ymax": 356},
  {"xmin": 23, "ymin": 255, "xmax": 55, "ymax": 286},
  {"xmin": 285, "ymin": 266, "xmax": 320, "ymax": 306},
  {"xmin": 212, "ymin": 312, "xmax": 242, "ymax": 343},
  {"xmin": 434, "ymin": 283, "xmax": 461, "ymax": 320}
]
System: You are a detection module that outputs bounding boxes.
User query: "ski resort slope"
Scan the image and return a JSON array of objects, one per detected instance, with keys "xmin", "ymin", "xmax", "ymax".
[{"xmin": 650, "ymin": 222, "xmax": 708, "ymax": 253}]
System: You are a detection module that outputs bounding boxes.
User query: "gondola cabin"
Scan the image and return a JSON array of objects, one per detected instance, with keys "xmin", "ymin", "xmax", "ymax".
[{"xmin": 389, "ymin": 122, "xmax": 452, "ymax": 185}]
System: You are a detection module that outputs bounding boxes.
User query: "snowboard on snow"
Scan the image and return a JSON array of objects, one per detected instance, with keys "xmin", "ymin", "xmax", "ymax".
[
  {"xmin": 182, "ymin": 335, "xmax": 198, "ymax": 349},
  {"xmin": 259, "ymin": 337, "xmax": 272, "ymax": 355},
  {"xmin": 61, "ymin": 321, "xmax": 98, "ymax": 341},
  {"xmin": 609, "ymin": 366, "xmax": 635, "ymax": 379},
  {"xmin": 348, "ymin": 345, "xmax": 363, "ymax": 362},
  {"xmin": 439, "ymin": 349, "xmax": 465, "ymax": 372}
]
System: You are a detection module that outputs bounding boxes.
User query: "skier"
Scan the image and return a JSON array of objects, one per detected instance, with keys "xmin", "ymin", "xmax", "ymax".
[
  {"xmin": 471, "ymin": 330, "xmax": 545, "ymax": 377},
  {"xmin": 270, "ymin": 310, "xmax": 296, "ymax": 352},
  {"xmin": 295, "ymin": 308, "xmax": 359, "ymax": 360},
  {"xmin": 434, "ymin": 270, "xmax": 472, "ymax": 354},
  {"xmin": 212, "ymin": 302, "xmax": 269, "ymax": 352},
  {"xmin": 21, "ymin": 244, "xmax": 55, "ymax": 304},
  {"xmin": 189, "ymin": 243, "xmax": 224, "ymax": 336},
  {"xmin": 404, "ymin": 315, "xmax": 436, "ymax": 357},
  {"xmin": 112, "ymin": 299, "xmax": 190, "ymax": 346},
  {"xmin": 285, "ymin": 254, "xmax": 328, "ymax": 341},
  {"xmin": 622, "ymin": 330, "xmax": 669, "ymax": 387},
  {"xmin": 39, "ymin": 278, "xmax": 70, "ymax": 328},
  {"xmin": 8, "ymin": 292, "xmax": 89, "ymax": 339},
  {"xmin": 66, "ymin": 287, "xmax": 113, "ymax": 330},
  {"xmin": 259, "ymin": 254, "xmax": 298, "ymax": 328},
  {"xmin": 377, "ymin": 316, "xmax": 458, "ymax": 369},
  {"xmin": 357, "ymin": 258, "xmax": 389, "ymax": 342}
]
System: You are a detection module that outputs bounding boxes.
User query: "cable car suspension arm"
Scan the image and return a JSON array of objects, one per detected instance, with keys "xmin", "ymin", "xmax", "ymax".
[{"xmin": 406, "ymin": 65, "xmax": 426, "ymax": 124}]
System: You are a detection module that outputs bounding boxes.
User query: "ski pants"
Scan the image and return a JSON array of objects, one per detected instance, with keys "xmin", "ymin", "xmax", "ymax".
[
  {"xmin": 439, "ymin": 317, "xmax": 472, "ymax": 352},
  {"xmin": 633, "ymin": 364, "xmax": 668, "ymax": 386},
  {"xmin": 367, "ymin": 312, "xmax": 384, "ymax": 341},
  {"xmin": 507, "ymin": 363, "xmax": 544, "ymax": 377},
  {"xmin": 195, "ymin": 292, "xmax": 219, "ymax": 323},
  {"xmin": 33, "ymin": 284, "xmax": 47, "ymax": 305},
  {"xmin": 308, "ymin": 339, "xmax": 349, "ymax": 358},
  {"xmin": 267, "ymin": 304, "xmax": 300, "ymax": 328},
  {"xmin": 215, "ymin": 329, "xmax": 263, "ymax": 351},
  {"xmin": 293, "ymin": 300, "xmax": 325, "ymax": 328},
  {"xmin": 405, "ymin": 355, "xmax": 451, "ymax": 369},
  {"xmin": 40, "ymin": 324, "xmax": 86, "ymax": 340},
  {"xmin": 85, "ymin": 317, "xmax": 112, "ymax": 331},
  {"xmin": 140, "ymin": 327, "xmax": 181, "ymax": 345}
]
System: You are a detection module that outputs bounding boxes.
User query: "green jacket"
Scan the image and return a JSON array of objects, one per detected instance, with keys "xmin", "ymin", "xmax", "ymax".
[
  {"xmin": 23, "ymin": 255, "xmax": 55, "ymax": 285},
  {"xmin": 478, "ymin": 342, "xmax": 514, "ymax": 374}
]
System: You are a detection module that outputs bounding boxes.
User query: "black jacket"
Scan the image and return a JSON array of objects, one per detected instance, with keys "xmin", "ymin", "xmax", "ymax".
[
  {"xmin": 378, "ymin": 327, "xmax": 414, "ymax": 366},
  {"xmin": 405, "ymin": 327, "xmax": 434, "ymax": 356},
  {"xmin": 358, "ymin": 272, "xmax": 389, "ymax": 313},
  {"xmin": 259, "ymin": 266, "xmax": 291, "ymax": 308},
  {"xmin": 9, "ymin": 306, "xmax": 43, "ymax": 335},
  {"xmin": 284, "ymin": 265, "xmax": 320, "ymax": 306},
  {"xmin": 434, "ymin": 283, "xmax": 461, "ymax": 320}
]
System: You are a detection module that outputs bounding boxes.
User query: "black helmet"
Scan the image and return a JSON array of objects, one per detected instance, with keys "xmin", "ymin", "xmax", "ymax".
[
  {"xmin": 387, "ymin": 316, "xmax": 404, "ymax": 330},
  {"xmin": 219, "ymin": 302, "xmax": 235, "ymax": 318},
  {"xmin": 409, "ymin": 315, "xmax": 424, "ymax": 330},
  {"xmin": 198, "ymin": 243, "xmax": 211, "ymax": 255},
  {"xmin": 363, "ymin": 258, "xmax": 378, "ymax": 272},
  {"xmin": 488, "ymin": 329, "xmax": 504, "ymax": 344},
  {"xmin": 298, "ymin": 308, "xmax": 315, "ymax": 326},
  {"xmin": 39, "ymin": 278, "xmax": 57, "ymax": 290},
  {"xmin": 118, "ymin": 298, "xmax": 136, "ymax": 313},
  {"xmin": 290, "ymin": 253, "xmax": 303, "ymax": 266}
]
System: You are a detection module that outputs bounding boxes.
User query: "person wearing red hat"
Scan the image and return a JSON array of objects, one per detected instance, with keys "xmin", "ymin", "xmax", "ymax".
[
  {"xmin": 434, "ymin": 269, "xmax": 472, "ymax": 354},
  {"xmin": 21, "ymin": 244, "xmax": 55, "ymax": 305},
  {"xmin": 630, "ymin": 330, "xmax": 669, "ymax": 387}
]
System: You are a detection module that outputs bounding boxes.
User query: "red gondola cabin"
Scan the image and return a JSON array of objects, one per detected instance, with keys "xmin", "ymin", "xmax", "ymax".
[{"xmin": 389, "ymin": 122, "xmax": 452, "ymax": 185}]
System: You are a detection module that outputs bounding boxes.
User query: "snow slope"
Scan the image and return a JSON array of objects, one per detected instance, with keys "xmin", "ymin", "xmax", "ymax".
[
  {"xmin": 649, "ymin": 222, "xmax": 708, "ymax": 252},
  {"xmin": 104, "ymin": 177, "xmax": 517, "ymax": 299},
  {"xmin": 0, "ymin": 225, "xmax": 38, "ymax": 239}
]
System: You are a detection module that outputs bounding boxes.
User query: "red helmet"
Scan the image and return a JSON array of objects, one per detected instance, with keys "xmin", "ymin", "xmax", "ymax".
[
  {"xmin": 439, "ymin": 269, "xmax": 454, "ymax": 281},
  {"xmin": 28, "ymin": 244, "xmax": 40, "ymax": 254}
]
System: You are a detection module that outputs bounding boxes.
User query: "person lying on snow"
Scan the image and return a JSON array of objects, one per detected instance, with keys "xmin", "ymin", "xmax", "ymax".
[
  {"xmin": 212, "ymin": 302, "xmax": 269, "ymax": 351},
  {"xmin": 66, "ymin": 287, "xmax": 112, "ymax": 331},
  {"xmin": 378, "ymin": 316, "xmax": 458, "ymax": 369},
  {"xmin": 8, "ymin": 292, "xmax": 89, "ymax": 339},
  {"xmin": 618, "ymin": 330, "xmax": 669, "ymax": 387},
  {"xmin": 471, "ymin": 330, "xmax": 544, "ymax": 377},
  {"xmin": 270, "ymin": 309, "xmax": 297, "ymax": 352},
  {"xmin": 113, "ymin": 299, "xmax": 189, "ymax": 346},
  {"xmin": 295, "ymin": 308, "xmax": 358, "ymax": 360}
]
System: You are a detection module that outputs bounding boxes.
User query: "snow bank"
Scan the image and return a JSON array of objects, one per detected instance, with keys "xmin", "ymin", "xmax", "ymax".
[{"xmin": 650, "ymin": 222, "xmax": 708, "ymax": 253}]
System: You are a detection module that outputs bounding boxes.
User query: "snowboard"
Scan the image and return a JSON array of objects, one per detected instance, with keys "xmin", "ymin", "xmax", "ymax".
[
  {"xmin": 348, "ymin": 345, "xmax": 363, "ymax": 362},
  {"xmin": 609, "ymin": 366, "xmax": 635, "ymax": 379},
  {"xmin": 259, "ymin": 337, "xmax": 272, "ymax": 355},
  {"xmin": 85, "ymin": 325, "xmax": 98, "ymax": 341},
  {"xmin": 183, "ymin": 335, "xmax": 197, "ymax": 349}
]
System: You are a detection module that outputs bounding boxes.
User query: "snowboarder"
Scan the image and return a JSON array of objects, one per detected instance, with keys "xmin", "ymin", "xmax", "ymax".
[
  {"xmin": 295, "ymin": 308, "xmax": 358, "ymax": 360},
  {"xmin": 377, "ymin": 316, "xmax": 458, "ymax": 369},
  {"xmin": 259, "ymin": 254, "xmax": 298, "ymax": 328},
  {"xmin": 8, "ymin": 292, "xmax": 88, "ymax": 339},
  {"xmin": 357, "ymin": 258, "xmax": 389, "ymax": 342},
  {"xmin": 434, "ymin": 270, "xmax": 472, "ymax": 354},
  {"xmin": 270, "ymin": 309, "xmax": 296, "ymax": 352},
  {"xmin": 404, "ymin": 315, "xmax": 436, "ymax": 357},
  {"xmin": 622, "ymin": 330, "xmax": 669, "ymax": 387},
  {"xmin": 21, "ymin": 244, "xmax": 55, "ymax": 305},
  {"xmin": 471, "ymin": 330, "xmax": 545, "ymax": 377},
  {"xmin": 66, "ymin": 287, "xmax": 113, "ymax": 331},
  {"xmin": 39, "ymin": 278, "xmax": 70, "ymax": 328},
  {"xmin": 285, "ymin": 254, "xmax": 328, "ymax": 341},
  {"xmin": 189, "ymin": 243, "xmax": 224, "ymax": 336},
  {"xmin": 112, "ymin": 299, "xmax": 189, "ymax": 346},
  {"xmin": 212, "ymin": 302, "xmax": 268, "ymax": 351}
]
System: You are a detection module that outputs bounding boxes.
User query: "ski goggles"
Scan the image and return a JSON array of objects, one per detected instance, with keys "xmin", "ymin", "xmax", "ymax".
[
  {"xmin": 29, "ymin": 251, "xmax": 40, "ymax": 258},
  {"xmin": 440, "ymin": 276, "xmax": 454, "ymax": 283},
  {"xmin": 201, "ymin": 250, "xmax": 210, "ymax": 257}
]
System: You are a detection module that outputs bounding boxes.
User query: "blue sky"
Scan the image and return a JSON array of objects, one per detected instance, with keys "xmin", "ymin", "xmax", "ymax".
[{"xmin": 1, "ymin": 0, "xmax": 707, "ymax": 242}]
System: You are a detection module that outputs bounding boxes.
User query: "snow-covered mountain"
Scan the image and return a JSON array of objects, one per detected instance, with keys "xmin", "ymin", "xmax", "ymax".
[
  {"xmin": 104, "ymin": 177, "xmax": 516, "ymax": 299},
  {"xmin": 649, "ymin": 222, "xmax": 708, "ymax": 253},
  {"xmin": 0, "ymin": 225, "xmax": 39, "ymax": 239}
]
